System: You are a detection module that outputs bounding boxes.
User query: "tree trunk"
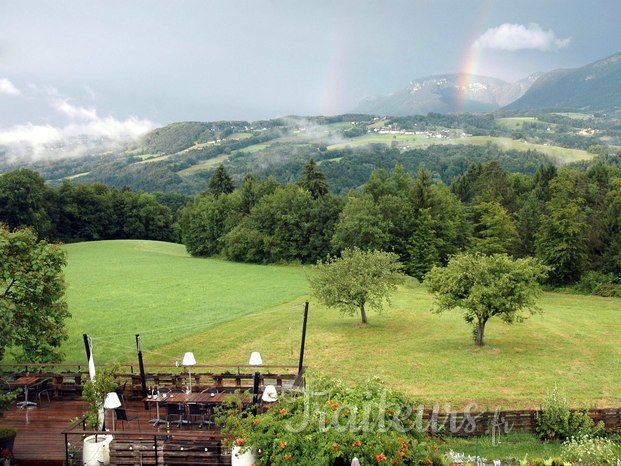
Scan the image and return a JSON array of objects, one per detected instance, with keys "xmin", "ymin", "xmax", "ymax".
[
  {"xmin": 475, "ymin": 318, "xmax": 487, "ymax": 346},
  {"xmin": 360, "ymin": 304, "xmax": 368, "ymax": 324}
]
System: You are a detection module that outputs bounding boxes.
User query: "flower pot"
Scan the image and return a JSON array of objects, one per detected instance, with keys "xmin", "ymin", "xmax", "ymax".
[
  {"xmin": 0, "ymin": 433, "xmax": 15, "ymax": 454},
  {"xmin": 82, "ymin": 434, "xmax": 113, "ymax": 466},
  {"xmin": 231, "ymin": 445, "xmax": 256, "ymax": 466}
]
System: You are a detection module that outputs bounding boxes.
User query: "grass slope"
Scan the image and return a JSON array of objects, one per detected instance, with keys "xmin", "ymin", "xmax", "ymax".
[
  {"xmin": 63, "ymin": 240, "xmax": 309, "ymax": 364},
  {"xmin": 63, "ymin": 241, "xmax": 620, "ymax": 408}
]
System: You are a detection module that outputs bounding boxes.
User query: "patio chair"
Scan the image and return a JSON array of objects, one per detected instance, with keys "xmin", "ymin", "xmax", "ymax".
[
  {"xmin": 165, "ymin": 402, "xmax": 185, "ymax": 428},
  {"xmin": 201, "ymin": 387, "xmax": 219, "ymax": 394},
  {"xmin": 114, "ymin": 381, "xmax": 127, "ymax": 404},
  {"xmin": 31, "ymin": 379, "xmax": 51, "ymax": 403},
  {"xmin": 115, "ymin": 408, "xmax": 140, "ymax": 430},
  {"xmin": 187, "ymin": 403, "xmax": 206, "ymax": 428}
]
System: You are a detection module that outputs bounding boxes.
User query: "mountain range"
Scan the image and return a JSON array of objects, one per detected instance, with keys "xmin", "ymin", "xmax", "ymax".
[{"xmin": 354, "ymin": 52, "xmax": 621, "ymax": 115}]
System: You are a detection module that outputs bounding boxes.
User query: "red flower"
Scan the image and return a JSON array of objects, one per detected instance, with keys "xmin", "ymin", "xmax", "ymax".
[
  {"xmin": 352, "ymin": 441, "xmax": 362, "ymax": 447},
  {"xmin": 280, "ymin": 442, "xmax": 288, "ymax": 448},
  {"xmin": 284, "ymin": 454, "xmax": 292, "ymax": 460},
  {"xmin": 252, "ymin": 419, "xmax": 260, "ymax": 425},
  {"xmin": 279, "ymin": 408, "xmax": 287, "ymax": 414},
  {"xmin": 426, "ymin": 458, "xmax": 432, "ymax": 464},
  {"xmin": 332, "ymin": 443, "xmax": 340, "ymax": 450},
  {"xmin": 376, "ymin": 453, "xmax": 387, "ymax": 462},
  {"xmin": 236, "ymin": 439, "xmax": 245, "ymax": 446}
]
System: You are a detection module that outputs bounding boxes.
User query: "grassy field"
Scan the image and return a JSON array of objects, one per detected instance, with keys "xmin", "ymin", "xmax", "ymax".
[
  {"xmin": 327, "ymin": 134, "xmax": 592, "ymax": 163},
  {"xmin": 62, "ymin": 241, "xmax": 620, "ymax": 408}
]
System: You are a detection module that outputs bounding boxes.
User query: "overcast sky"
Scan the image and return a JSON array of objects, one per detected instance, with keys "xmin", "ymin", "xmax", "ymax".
[{"xmin": 0, "ymin": 0, "xmax": 620, "ymax": 156}]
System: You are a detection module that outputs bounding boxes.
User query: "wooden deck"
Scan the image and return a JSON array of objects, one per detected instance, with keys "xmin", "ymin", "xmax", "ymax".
[{"xmin": 0, "ymin": 398, "xmax": 219, "ymax": 465}]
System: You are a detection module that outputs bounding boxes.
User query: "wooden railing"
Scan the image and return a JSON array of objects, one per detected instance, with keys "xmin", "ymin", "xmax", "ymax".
[
  {"xmin": 63, "ymin": 417, "xmax": 233, "ymax": 465},
  {"xmin": 0, "ymin": 362, "xmax": 306, "ymax": 401}
]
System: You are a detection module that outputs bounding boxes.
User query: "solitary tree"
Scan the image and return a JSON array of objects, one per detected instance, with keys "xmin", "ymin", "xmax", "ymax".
[
  {"xmin": 0, "ymin": 225, "xmax": 70, "ymax": 363},
  {"xmin": 309, "ymin": 248, "xmax": 405, "ymax": 324},
  {"xmin": 425, "ymin": 252, "xmax": 548, "ymax": 346}
]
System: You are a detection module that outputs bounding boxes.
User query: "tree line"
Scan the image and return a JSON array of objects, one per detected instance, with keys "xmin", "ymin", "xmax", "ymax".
[
  {"xmin": 181, "ymin": 159, "xmax": 621, "ymax": 291},
  {"xmin": 0, "ymin": 169, "xmax": 182, "ymax": 244}
]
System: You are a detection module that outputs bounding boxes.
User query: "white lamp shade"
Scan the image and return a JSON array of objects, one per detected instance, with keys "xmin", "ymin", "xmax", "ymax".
[
  {"xmin": 182, "ymin": 352, "xmax": 197, "ymax": 366},
  {"xmin": 248, "ymin": 351, "xmax": 263, "ymax": 365},
  {"xmin": 104, "ymin": 391, "xmax": 121, "ymax": 409},
  {"xmin": 262, "ymin": 385, "xmax": 278, "ymax": 402}
]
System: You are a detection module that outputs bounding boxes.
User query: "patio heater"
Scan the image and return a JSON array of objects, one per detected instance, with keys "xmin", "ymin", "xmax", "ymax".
[
  {"xmin": 249, "ymin": 351, "xmax": 262, "ymax": 414},
  {"xmin": 182, "ymin": 352, "xmax": 197, "ymax": 393},
  {"xmin": 104, "ymin": 392, "xmax": 122, "ymax": 431}
]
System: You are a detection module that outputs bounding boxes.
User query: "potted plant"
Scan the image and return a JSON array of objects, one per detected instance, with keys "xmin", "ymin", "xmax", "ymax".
[
  {"xmin": 0, "ymin": 428, "xmax": 16, "ymax": 462},
  {"xmin": 80, "ymin": 364, "xmax": 119, "ymax": 466}
]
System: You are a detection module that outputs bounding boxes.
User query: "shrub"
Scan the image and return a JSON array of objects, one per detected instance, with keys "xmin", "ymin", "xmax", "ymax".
[
  {"xmin": 219, "ymin": 375, "xmax": 445, "ymax": 465},
  {"xmin": 0, "ymin": 427, "xmax": 16, "ymax": 439},
  {"xmin": 561, "ymin": 435, "xmax": 620, "ymax": 465},
  {"xmin": 535, "ymin": 388, "xmax": 605, "ymax": 441},
  {"xmin": 574, "ymin": 271, "xmax": 621, "ymax": 297}
]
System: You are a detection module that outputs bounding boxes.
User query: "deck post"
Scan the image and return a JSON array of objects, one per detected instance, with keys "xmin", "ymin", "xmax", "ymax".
[
  {"xmin": 297, "ymin": 302, "xmax": 309, "ymax": 377},
  {"xmin": 136, "ymin": 334, "xmax": 149, "ymax": 409}
]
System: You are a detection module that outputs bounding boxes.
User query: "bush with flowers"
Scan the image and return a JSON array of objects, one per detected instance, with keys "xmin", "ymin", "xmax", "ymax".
[{"xmin": 218, "ymin": 375, "xmax": 445, "ymax": 465}]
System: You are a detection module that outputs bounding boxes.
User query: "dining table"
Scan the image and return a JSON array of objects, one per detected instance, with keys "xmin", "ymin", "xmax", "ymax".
[
  {"xmin": 7, "ymin": 376, "xmax": 42, "ymax": 408},
  {"xmin": 143, "ymin": 391, "xmax": 251, "ymax": 425}
]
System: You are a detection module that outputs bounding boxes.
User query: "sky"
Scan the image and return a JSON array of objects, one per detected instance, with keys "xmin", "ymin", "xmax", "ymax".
[{"xmin": 0, "ymin": 0, "xmax": 620, "ymax": 159}]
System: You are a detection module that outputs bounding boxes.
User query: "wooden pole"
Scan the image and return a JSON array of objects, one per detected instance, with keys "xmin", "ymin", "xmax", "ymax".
[
  {"xmin": 297, "ymin": 302, "xmax": 309, "ymax": 376},
  {"xmin": 83, "ymin": 333, "xmax": 91, "ymax": 362},
  {"xmin": 136, "ymin": 335, "xmax": 148, "ymax": 409}
]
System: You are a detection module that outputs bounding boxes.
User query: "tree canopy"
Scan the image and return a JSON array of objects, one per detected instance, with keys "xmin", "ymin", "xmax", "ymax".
[
  {"xmin": 0, "ymin": 225, "xmax": 70, "ymax": 362},
  {"xmin": 425, "ymin": 252, "xmax": 548, "ymax": 346},
  {"xmin": 309, "ymin": 248, "xmax": 405, "ymax": 324}
]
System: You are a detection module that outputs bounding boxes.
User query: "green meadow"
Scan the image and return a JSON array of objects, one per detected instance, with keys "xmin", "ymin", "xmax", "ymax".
[{"xmin": 63, "ymin": 241, "xmax": 620, "ymax": 409}]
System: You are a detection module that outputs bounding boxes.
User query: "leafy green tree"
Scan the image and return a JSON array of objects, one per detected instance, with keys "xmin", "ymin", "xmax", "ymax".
[
  {"xmin": 179, "ymin": 193, "xmax": 239, "ymax": 256},
  {"xmin": 0, "ymin": 225, "xmax": 69, "ymax": 362},
  {"xmin": 471, "ymin": 201, "xmax": 519, "ymax": 255},
  {"xmin": 207, "ymin": 164, "xmax": 235, "ymax": 197},
  {"xmin": 535, "ymin": 170, "xmax": 589, "ymax": 285},
  {"xmin": 0, "ymin": 169, "xmax": 53, "ymax": 237},
  {"xmin": 425, "ymin": 252, "xmax": 548, "ymax": 346},
  {"xmin": 406, "ymin": 208, "xmax": 439, "ymax": 280},
  {"xmin": 309, "ymin": 248, "xmax": 405, "ymax": 324},
  {"xmin": 331, "ymin": 194, "xmax": 391, "ymax": 252},
  {"xmin": 298, "ymin": 158, "xmax": 329, "ymax": 199}
]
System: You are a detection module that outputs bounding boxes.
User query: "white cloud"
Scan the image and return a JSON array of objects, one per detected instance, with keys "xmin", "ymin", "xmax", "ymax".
[
  {"xmin": 0, "ymin": 78, "xmax": 21, "ymax": 95},
  {"xmin": 474, "ymin": 23, "xmax": 570, "ymax": 51},
  {"xmin": 0, "ymin": 90, "xmax": 156, "ymax": 161}
]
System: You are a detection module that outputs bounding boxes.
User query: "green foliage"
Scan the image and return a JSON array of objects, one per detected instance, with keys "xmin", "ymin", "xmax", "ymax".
[
  {"xmin": 561, "ymin": 435, "xmax": 619, "ymax": 465},
  {"xmin": 574, "ymin": 271, "xmax": 621, "ymax": 297},
  {"xmin": 0, "ymin": 427, "xmax": 16, "ymax": 438},
  {"xmin": 425, "ymin": 252, "xmax": 548, "ymax": 346},
  {"xmin": 309, "ymin": 248, "xmax": 405, "ymax": 324},
  {"xmin": 82, "ymin": 364, "xmax": 121, "ymax": 430},
  {"xmin": 405, "ymin": 208, "xmax": 439, "ymax": 280},
  {"xmin": 471, "ymin": 201, "xmax": 518, "ymax": 255},
  {"xmin": 208, "ymin": 164, "xmax": 235, "ymax": 197},
  {"xmin": 298, "ymin": 158, "xmax": 329, "ymax": 199},
  {"xmin": 331, "ymin": 193, "xmax": 391, "ymax": 252},
  {"xmin": 535, "ymin": 170, "xmax": 589, "ymax": 284},
  {"xmin": 220, "ymin": 376, "xmax": 444, "ymax": 465},
  {"xmin": 535, "ymin": 388, "xmax": 606, "ymax": 441},
  {"xmin": 0, "ymin": 225, "xmax": 69, "ymax": 363}
]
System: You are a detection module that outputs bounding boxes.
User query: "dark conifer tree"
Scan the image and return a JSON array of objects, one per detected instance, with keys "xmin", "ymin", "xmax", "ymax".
[
  {"xmin": 208, "ymin": 164, "xmax": 235, "ymax": 197},
  {"xmin": 299, "ymin": 159, "xmax": 329, "ymax": 199}
]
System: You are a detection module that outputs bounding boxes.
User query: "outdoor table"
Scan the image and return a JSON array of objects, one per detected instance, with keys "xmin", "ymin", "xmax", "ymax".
[
  {"xmin": 143, "ymin": 391, "xmax": 251, "ymax": 426},
  {"xmin": 8, "ymin": 376, "xmax": 42, "ymax": 408}
]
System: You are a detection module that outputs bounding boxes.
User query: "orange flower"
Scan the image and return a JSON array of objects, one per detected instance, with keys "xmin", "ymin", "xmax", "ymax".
[
  {"xmin": 426, "ymin": 458, "xmax": 432, "ymax": 464},
  {"xmin": 375, "ymin": 453, "xmax": 387, "ymax": 462},
  {"xmin": 284, "ymin": 454, "xmax": 292, "ymax": 460},
  {"xmin": 332, "ymin": 443, "xmax": 340, "ymax": 450},
  {"xmin": 236, "ymin": 439, "xmax": 245, "ymax": 446},
  {"xmin": 279, "ymin": 408, "xmax": 287, "ymax": 414},
  {"xmin": 252, "ymin": 419, "xmax": 261, "ymax": 425},
  {"xmin": 280, "ymin": 442, "xmax": 288, "ymax": 448},
  {"xmin": 352, "ymin": 441, "xmax": 362, "ymax": 447},
  {"xmin": 322, "ymin": 419, "xmax": 330, "ymax": 424}
]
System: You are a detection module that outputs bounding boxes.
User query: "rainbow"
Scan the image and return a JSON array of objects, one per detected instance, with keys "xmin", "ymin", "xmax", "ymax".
[
  {"xmin": 323, "ymin": 19, "xmax": 353, "ymax": 116},
  {"xmin": 455, "ymin": 0, "xmax": 494, "ymax": 112}
]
